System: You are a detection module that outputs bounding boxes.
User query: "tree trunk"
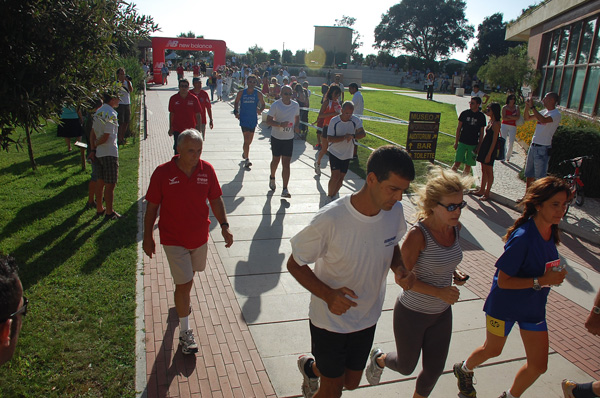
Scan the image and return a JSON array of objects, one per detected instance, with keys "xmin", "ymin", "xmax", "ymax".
[{"xmin": 25, "ymin": 123, "xmax": 37, "ymax": 170}]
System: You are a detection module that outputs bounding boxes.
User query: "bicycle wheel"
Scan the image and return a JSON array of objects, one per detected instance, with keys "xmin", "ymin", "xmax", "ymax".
[{"xmin": 575, "ymin": 185, "xmax": 585, "ymax": 206}]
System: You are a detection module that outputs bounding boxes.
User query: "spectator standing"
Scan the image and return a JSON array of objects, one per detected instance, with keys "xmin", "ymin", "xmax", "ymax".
[
  {"xmin": 93, "ymin": 91, "xmax": 121, "ymax": 220},
  {"xmin": 161, "ymin": 64, "xmax": 169, "ymax": 85},
  {"xmin": 501, "ymin": 94, "xmax": 520, "ymax": 162},
  {"xmin": 57, "ymin": 105, "xmax": 83, "ymax": 152},
  {"xmin": 143, "ymin": 129, "xmax": 233, "ymax": 355},
  {"xmin": 176, "ymin": 63, "xmax": 184, "ymax": 81},
  {"xmin": 116, "ymin": 67, "xmax": 133, "ymax": 145},
  {"xmin": 0, "ymin": 255, "xmax": 26, "ymax": 367},
  {"xmin": 315, "ymin": 85, "xmax": 342, "ymax": 176},
  {"xmin": 266, "ymin": 85, "xmax": 300, "ymax": 198},
  {"xmin": 471, "ymin": 84, "xmax": 490, "ymax": 106},
  {"xmin": 334, "ymin": 74, "xmax": 344, "ymax": 102},
  {"xmin": 451, "ymin": 97, "xmax": 486, "ymax": 175},
  {"xmin": 471, "ymin": 102, "xmax": 501, "ymax": 201},
  {"xmin": 520, "ymin": 92, "xmax": 561, "ymax": 197}
]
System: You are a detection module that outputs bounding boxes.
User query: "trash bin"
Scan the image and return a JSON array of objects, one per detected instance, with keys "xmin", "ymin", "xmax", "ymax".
[{"xmin": 455, "ymin": 88, "xmax": 465, "ymax": 97}]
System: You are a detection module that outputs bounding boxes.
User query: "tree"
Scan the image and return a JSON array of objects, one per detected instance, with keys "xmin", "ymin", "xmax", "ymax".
[
  {"xmin": 0, "ymin": 0, "xmax": 157, "ymax": 169},
  {"xmin": 294, "ymin": 50, "xmax": 307, "ymax": 65},
  {"xmin": 282, "ymin": 49, "xmax": 293, "ymax": 64},
  {"xmin": 374, "ymin": 0, "xmax": 474, "ymax": 65},
  {"xmin": 246, "ymin": 45, "xmax": 268, "ymax": 65},
  {"xmin": 477, "ymin": 45, "xmax": 540, "ymax": 96},
  {"xmin": 467, "ymin": 13, "xmax": 519, "ymax": 75},
  {"xmin": 334, "ymin": 15, "xmax": 364, "ymax": 63},
  {"xmin": 270, "ymin": 49, "xmax": 281, "ymax": 64}
]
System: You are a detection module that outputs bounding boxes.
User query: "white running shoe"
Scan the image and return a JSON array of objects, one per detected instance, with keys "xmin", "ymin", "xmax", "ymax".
[
  {"xmin": 365, "ymin": 348, "xmax": 384, "ymax": 385},
  {"xmin": 314, "ymin": 161, "xmax": 321, "ymax": 176},
  {"xmin": 297, "ymin": 355, "xmax": 319, "ymax": 398},
  {"xmin": 179, "ymin": 329, "xmax": 199, "ymax": 355},
  {"xmin": 269, "ymin": 177, "xmax": 276, "ymax": 191}
]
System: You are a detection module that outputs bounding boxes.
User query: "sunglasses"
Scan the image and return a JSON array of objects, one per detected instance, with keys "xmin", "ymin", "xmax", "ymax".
[
  {"xmin": 0, "ymin": 296, "xmax": 28, "ymax": 323},
  {"xmin": 438, "ymin": 201, "xmax": 467, "ymax": 212}
]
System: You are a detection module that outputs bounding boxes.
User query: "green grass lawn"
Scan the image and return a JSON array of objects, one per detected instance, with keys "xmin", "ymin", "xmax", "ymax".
[
  {"xmin": 0, "ymin": 126, "xmax": 139, "ymax": 397},
  {"xmin": 361, "ymin": 83, "xmax": 418, "ymax": 91},
  {"xmin": 306, "ymin": 86, "xmax": 460, "ymax": 184}
]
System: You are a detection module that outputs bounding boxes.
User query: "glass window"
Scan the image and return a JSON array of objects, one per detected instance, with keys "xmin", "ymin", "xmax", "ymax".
[
  {"xmin": 592, "ymin": 17, "xmax": 600, "ymax": 63},
  {"xmin": 557, "ymin": 27, "xmax": 570, "ymax": 65},
  {"xmin": 542, "ymin": 68, "xmax": 553, "ymax": 95},
  {"xmin": 569, "ymin": 67, "xmax": 586, "ymax": 110},
  {"xmin": 579, "ymin": 19, "xmax": 596, "ymax": 64},
  {"xmin": 548, "ymin": 32, "xmax": 559, "ymax": 65},
  {"xmin": 567, "ymin": 22, "xmax": 582, "ymax": 64},
  {"xmin": 560, "ymin": 67, "xmax": 573, "ymax": 105},
  {"xmin": 552, "ymin": 67, "xmax": 562, "ymax": 93},
  {"xmin": 582, "ymin": 66, "xmax": 600, "ymax": 114}
]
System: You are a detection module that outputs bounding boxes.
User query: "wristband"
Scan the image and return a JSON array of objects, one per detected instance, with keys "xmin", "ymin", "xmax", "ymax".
[{"xmin": 220, "ymin": 222, "xmax": 229, "ymax": 228}]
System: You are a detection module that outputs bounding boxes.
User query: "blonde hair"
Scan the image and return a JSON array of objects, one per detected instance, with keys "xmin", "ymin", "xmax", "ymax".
[{"xmin": 414, "ymin": 166, "xmax": 473, "ymax": 221}]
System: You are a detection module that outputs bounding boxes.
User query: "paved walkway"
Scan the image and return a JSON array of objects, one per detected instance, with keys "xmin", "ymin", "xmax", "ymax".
[{"xmin": 138, "ymin": 75, "xmax": 600, "ymax": 397}]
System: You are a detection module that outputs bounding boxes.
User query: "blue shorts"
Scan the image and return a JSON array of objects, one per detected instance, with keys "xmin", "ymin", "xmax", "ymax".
[
  {"xmin": 486, "ymin": 314, "xmax": 547, "ymax": 337},
  {"xmin": 524, "ymin": 144, "xmax": 551, "ymax": 179}
]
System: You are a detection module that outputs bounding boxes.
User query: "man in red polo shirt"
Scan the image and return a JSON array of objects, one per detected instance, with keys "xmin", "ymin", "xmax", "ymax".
[
  {"xmin": 168, "ymin": 79, "xmax": 202, "ymax": 155},
  {"xmin": 143, "ymin": 129, "xmax": 234, "ymax": 355},
  {"xmin": 189, "ymin": 77, "xmax": 213, "ymax": 140}
]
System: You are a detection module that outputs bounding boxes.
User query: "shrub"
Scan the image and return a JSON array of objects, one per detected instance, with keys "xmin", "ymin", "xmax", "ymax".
[{"xmin": 548, "ymin": 126, "xmax": 600, "ymax": 197}]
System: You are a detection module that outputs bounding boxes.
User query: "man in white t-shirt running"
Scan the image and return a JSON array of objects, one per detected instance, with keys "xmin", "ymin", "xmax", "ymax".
[
  {"xmin": 266, "ymin": 85, "xmax": 300, "ymax": 198},
  {"xmin": 288, "ymin": 145, "xmax": 416, "ymax": 398},
  {"xmin": 325, "ymin": 102, "xmax": 365, "ymax": 201}
]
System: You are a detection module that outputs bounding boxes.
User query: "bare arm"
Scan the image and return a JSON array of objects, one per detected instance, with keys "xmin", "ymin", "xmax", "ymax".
[
  {"xmin": 287, "ymin": 256, "xmax": 358, "ymax": 316},
  {"xmin": 524, "ymin": 99, "xmax": 554, "ymax": 123},
  {"xmin": 95, "ymin": 132, "xmax": 110, "ymax": 147},
  {"xmin": 233, "ymin": 91, "xmax": 242, "ymax": 119},
  {"xmin": 454, "ymin": 121, "xmax": 463, "ymax": 149},
  {"xmin": 257, "ymin": 92, "xmax": 266, "ymax": 114},
  {"xmin": 209, "ymin": 196, "xmax": 233, "ymax": 248},
  {"xmin": 585, "ymin": 289, "xmax": 600, "ymax": 335},
  {"xmin": 354, "ymin": 127, "xmax": 366, "ymax": 140},
  {"xmin": 143, "ymin": 202, "xmax": 160, "ymax": 258},
  {"xmin": 496, "ymin": 268, "xmax": 567, "ymax": 289}
]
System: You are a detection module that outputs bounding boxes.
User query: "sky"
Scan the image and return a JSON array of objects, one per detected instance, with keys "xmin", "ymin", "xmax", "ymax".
[{"xmin": 133, "ymin": 0, "xmax": 535, "ymax": 62}]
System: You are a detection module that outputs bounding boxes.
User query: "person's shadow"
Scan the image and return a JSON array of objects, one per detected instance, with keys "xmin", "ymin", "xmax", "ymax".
[
  {"xmin": 234, "ymin": 196, "xmax": 288, "ymax": 324},
  {"xmin": 143, "ymin": 307, "xmax": 197, "ymax": 397}
]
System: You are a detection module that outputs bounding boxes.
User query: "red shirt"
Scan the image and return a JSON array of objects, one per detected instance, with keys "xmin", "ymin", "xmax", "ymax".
[
  {"xmin": 176, "ymin": 66, "xmax": 184, "ymax": 75},
  {"xmin": 146, "ymin": 157, "xmax": 223, "ymax": 249},
  {"xmin": 193, "ymin": 65, "xmax": 200, "ymax": 75},
  {"xmin": 168, "ymin": 92, "xmax": 201, "ymax": 132},
  {"xmin": 189, "ymin": 89, "xmax": 212, "ymax": 124}
]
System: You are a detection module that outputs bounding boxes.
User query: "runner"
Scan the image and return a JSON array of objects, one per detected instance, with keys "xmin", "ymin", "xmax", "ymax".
[{"xmin": 233, "ymin": 74, "xmax": 266, "ymax": 168}]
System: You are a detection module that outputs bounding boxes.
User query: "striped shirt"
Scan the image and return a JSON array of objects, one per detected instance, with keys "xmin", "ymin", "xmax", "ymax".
[{"xmin": 399, "ymin": 221, "xmax": 463, "ymax": 314}]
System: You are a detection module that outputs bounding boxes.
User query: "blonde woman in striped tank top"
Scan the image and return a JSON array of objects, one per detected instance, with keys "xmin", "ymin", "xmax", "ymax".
[{"xmin": 365, "ymin": 167, "xmax": 473, "ymax": 398}]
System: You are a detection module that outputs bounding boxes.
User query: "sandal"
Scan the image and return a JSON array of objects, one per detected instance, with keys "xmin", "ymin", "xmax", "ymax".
[
  {"xmin": 480, "ymin": 196, "xmax": 490, "ymax": 201},
  {"xmin": 104, "ymin": 212, "xmax": 122, "ymax": 220},
  {"xmin": 94, "ymin": 209, "xmax": 106, "ymax": 218},
  {"xmin": 469, "ymin": 190, "xmax": 483, "ymax": 197}
]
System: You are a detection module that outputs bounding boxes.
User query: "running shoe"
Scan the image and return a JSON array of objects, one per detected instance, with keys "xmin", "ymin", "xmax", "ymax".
[
  {"xmin": 281, "ymin": 188, "xmax": 291, "ymax": 198},
  {"xmin": 314, "ymin": 161, "xmax": 321, "ymax": 176},
  {"xmin": 297, "ymin": 355, "xmax": 318, "ymax": 398},
  {"xmin": 453, "ymin": 362, "xmax": 477, "ymax": 398},
  {"xmin": 179, "ymin": 329, "xmax": 199, "ymax": 355},
  {"xmin": 244, "ymin": 158, "xmax": 252, "ymax": 167},
  {"xmin": 561, "ymin": 379, "xmax": 576, "ymax": 398},
  {"xmin": 269, "ymin": 177, "xmax": 276, "ymax": 191},
  {"xmin": 365, "ymin": 348, "xmax": 384, "ymax": 385}
]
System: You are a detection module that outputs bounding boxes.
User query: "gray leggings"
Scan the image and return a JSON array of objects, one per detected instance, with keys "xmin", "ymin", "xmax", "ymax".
[{"xmin": 384, "ymin": 301, "xmax": 452, "ymax": 397}]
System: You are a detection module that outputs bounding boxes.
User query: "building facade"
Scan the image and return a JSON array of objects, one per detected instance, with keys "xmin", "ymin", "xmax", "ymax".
[{"xmin": 506, "ymin": 0, "xmax": 600, "ymax": 116}]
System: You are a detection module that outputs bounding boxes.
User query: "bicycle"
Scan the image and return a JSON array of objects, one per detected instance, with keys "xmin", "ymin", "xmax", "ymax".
[{"xmin": 560, "ymin": 155, "xmax": 593, "ymax": 212}]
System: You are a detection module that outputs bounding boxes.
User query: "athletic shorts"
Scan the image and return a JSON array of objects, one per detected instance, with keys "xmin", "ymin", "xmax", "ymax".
[
  {"xmin": 486, "ymin": 314, "xmax": 547, "ymax": 337},
  {"xmin": 328, "ymin": 152, "xmax": 350, "ymax": 174},
  {"xmin": 117, "ymin": 104, "xmax": 130, "ymax": 125},
  {"xmin": 241, "ymin": 125, "xmax": 256, "ymax": 133},
  {"xmin": 271, "ymin": 137, "xmax": 293, "ymax": 158},
  {"xmin": 163, "ymin": 244, "xmax": 208, "ymax": 285},
  {"xmin": 310, "ymin": 321, "xmax": 376, "ymax": 378},
  {"xmin": 95, "ymin": 156, "xmax": 119, "ymax": 184},
  {"xmin": 454, "ymin": 142, "xmax": 477, "ymax": 166}
]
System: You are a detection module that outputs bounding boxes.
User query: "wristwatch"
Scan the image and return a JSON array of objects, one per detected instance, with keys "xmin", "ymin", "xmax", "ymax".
[
  {"xmin": 593, "ymin": 306, "xmax": 600, "ymax": 315},
  {"xmin": 532, "ymin": 277, "xmax": 542, "ymax": 291}
]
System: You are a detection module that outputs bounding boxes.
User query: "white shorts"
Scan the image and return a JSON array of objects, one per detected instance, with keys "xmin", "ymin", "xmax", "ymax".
[{"xmin": 162, "ymin": 244, "xmax": 208, "ymax": 285}]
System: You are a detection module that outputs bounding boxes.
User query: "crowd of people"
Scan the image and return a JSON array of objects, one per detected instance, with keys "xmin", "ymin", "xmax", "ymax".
[{"xmin": 21, "ymin": 60, "xmax": 593, "ymax": 398}]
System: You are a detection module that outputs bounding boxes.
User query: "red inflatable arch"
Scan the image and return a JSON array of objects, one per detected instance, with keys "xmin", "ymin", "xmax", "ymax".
[{"xmin": 151, "ymin": 37, "xmax": 226, "ymax": 84}]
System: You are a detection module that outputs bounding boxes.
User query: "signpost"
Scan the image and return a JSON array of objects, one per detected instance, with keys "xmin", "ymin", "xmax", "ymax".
[{"xmin": 406, "ymin": 112, "xmax": 440, "ymax": 162}]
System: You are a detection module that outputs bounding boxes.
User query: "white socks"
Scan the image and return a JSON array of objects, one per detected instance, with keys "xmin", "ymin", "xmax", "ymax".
[
  {"xmin": 505, "ymin": 391, "xmax": 517, "ymax": 398},
  {"xmin": 179, "ymin": 316, "xmax": 189, "ymax": 332},
  {"xmin": 462, "ymin": 361, "xmax": 473, "ymax": 373}
]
